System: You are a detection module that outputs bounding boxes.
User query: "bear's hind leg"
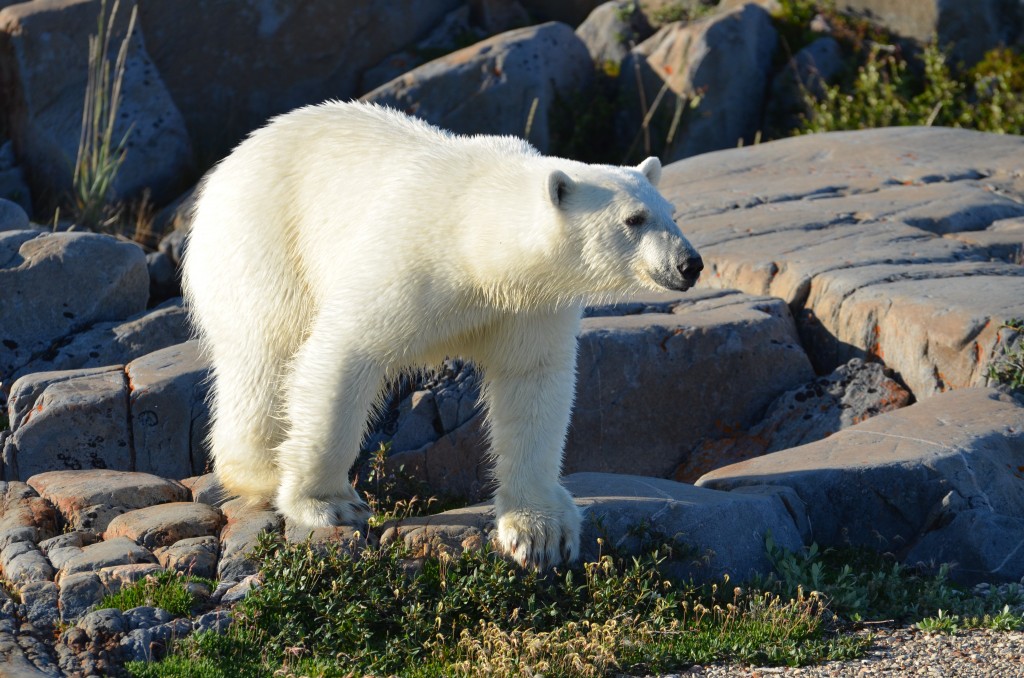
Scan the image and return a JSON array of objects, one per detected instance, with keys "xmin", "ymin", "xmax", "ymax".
[{"xmin": 275, "ymin": 318, "xmax": 384, "ymax": 528}]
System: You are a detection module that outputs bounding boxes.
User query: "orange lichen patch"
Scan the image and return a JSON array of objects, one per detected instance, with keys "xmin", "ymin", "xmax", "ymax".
[{"xmin": 673, "ymin": 432, "xmax": 770, "ymax": 483}]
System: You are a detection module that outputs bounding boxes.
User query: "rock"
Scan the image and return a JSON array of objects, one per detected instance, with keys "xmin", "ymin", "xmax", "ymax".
[
  {"xmin": 28, "ymin": 470, "xmax": 188, "ymax": 533},
  {"xmin": 19, "ymin": 580, "xmax": 58, "ymax": 631},
  {"xmin": 765, "ymin": 36, "xmax": 844, "ymax": 135},
  {"xmin": 659, "ymin": 127, "xmax": 1024, "ymax": 398},
  {"xmin": 180, "ymin": 473, "xmax": 231, "ymax": 505},
  {"xmin": 0, "ymin": 141, "xmax": 32, "ymax": 215},
  {"xmin": 220, "ymin": 574, "xmax": 261, "ymax": 605},
  {"xmin": 945, "ymin": 216, "xmax": 1024, "ymax": 264},
  {"xmin": 380, "ymin": 503, "xmax": 492, "ymax": 559},
  {"xmin": 676, "ymin": 358, "xmax": 912, "ymax": 481},
  {"xmin": 0, "ymin": 197, "xmax": 28, "ymax": 232},
  {"xmin": 57, "ymin": 572, "xmax": 106, "ymax": 622},
  {"xmin": 698, "ymin": 388, "xmax": 1024, "ymax": 585},
  {"xmin": 126, "ymin": 341, "xmax": 212, "ymax": 478},
  {"xmin": 146, "ymin": 252, "xmax": 179, "ymax": 305},
  {"xmin": 94, "ymin": 562, "xmax": 164, "ymax": 594},
  {"xmin": 104, "ymin": 502, "xmax": 223, "ymax": 550},
  {"xmin": 217, "ymin": 498, "xmax": 282, "ymax": 582},
  {"xmin": 621, "ymin": 4, "xmax": 778, "ymax": 162},
  {"xmin": 152, "ymin": 536, "xmax": 218, "ymax": 579},
  {"xmin": 135, "ymin": 0, "xmax": 462, "ymax": 161},
  {"xmin": 364, "ymin": 22, "xmax": 594, "ymax": 153},
  {"xmin": 3, "ymin": 366, "xmax": 131, "ymax": 481},
  {"xmin": 0, "ymin": 541, "xmax": 54, "ymax": 585},
  {"xmin": 123, "ymin": 606, "xmax": 172, "ymax": 631},
  {"xmin": 0, "ymin": 482, "xmax": 58, "ymax": 546},
  {"xmin": 840, "ymin": 0, "xmax": 1023, "ymax": 65},
  {"xmin": 57, "ymin": 537, "xmax": 157, "ymax": 581},
  {"xmin": 151, "ymin": 186, "xmax": 198, "ymax": 245},
  {"xmin": 576, "ymin": 1, "xmax": 653, "ymax": 71},
  {"xmin": 118, "ymin": 615, "xmax": 191, "ymax": 662},
  {"xmin": 76, "ymin": 608, "xmax": 126, "ymax": 642},
  {"xmin": 0, "ymin": 0, "xmax": 194, "ymax": 208},
  {"xmin": 157, "ymin": 226, "xmax": 189, "ymax": 267},
  {"xmin": 0, "ymin": 231, "xmax": 148, "ymax": 384},
  {"xmin": 192, "ymin": 609, "xmax": 231, "ymax": 635},
  {"xmin": 8, "ymin": 299, "xmax": 190, "ymax": 383}
]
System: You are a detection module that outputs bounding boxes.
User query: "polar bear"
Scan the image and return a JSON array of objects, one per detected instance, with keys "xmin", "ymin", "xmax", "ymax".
[{"xmin": 182, "ymin": 101, "xmax": 702, "ymax": 569}]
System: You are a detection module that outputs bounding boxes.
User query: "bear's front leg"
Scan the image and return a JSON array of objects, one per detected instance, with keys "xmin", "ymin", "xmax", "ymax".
[
  {"xmin": 274, "ymin": 319, "xmax": 384, "ymax": 529},
  {"xmin": 479, "ymin": 308, "xmax": 583, "ymax": 569}
]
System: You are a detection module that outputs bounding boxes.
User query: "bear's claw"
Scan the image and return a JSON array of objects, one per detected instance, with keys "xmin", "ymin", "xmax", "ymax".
[
  {"xmin": 493, "ymin": 488, "xmax": 582, "ymax": 570},
  {"xmin": 276, "ymin": 488, "xmax": 373, "ymax": 529}
]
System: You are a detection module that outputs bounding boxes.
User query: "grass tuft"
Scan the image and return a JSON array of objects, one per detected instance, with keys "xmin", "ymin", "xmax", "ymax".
[{"xmin": 96, "ymin": 570, "xmax": 215, "ymax": 618}]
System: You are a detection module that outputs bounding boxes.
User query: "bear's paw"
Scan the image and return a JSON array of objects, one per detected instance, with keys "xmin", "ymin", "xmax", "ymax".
[
  {"xmin": 276, "ymin": 487, "xmax": 372, "ymax": 529},
  {"xmin": 494, "ymin": 487, "xmax": 581, "ymax": 570}
]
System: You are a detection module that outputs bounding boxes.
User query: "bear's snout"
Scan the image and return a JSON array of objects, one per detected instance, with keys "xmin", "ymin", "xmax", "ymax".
[{"xmin": 677, "ymin": 255, "xmax": 703, "ymax": 286}]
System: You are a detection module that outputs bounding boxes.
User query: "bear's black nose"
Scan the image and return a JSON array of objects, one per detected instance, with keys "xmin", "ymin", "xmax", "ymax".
[{"xmin": 678, "ymin": 255, "xmax": 703, "ymax": 283}]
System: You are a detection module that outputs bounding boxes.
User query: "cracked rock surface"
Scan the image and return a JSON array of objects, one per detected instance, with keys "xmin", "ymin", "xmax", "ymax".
[{"xmin": 661, "ymin": 126, "xmax": 1024, "ymax": 397}]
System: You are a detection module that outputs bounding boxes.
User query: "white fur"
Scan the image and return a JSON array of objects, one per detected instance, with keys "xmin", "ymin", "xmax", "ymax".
[{"xmin": 182, "ymin": 101, "xmax": 699, "ymax": 568}]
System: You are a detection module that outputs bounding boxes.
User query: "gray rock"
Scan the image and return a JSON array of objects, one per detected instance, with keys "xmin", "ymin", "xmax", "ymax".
[
  {"xmin": 57, "ymin": 572, "xmax": 106, "ymax": 623},
  {"xmin": 766, "ymin": 36, "xmax": 844, "ymax": 134},
  {"xmin": 180, "ymin": 473, "xmax": 231, "ymax": 505},
  {"xmin": 566, "ymin": 473, "xmax": 804, "ymax": 582},
  {"xmin": 0, "ymin": 540, "xmax": 54, "ymax": 585},
  {"xmin": 19, "ymin": 580, "xmax": 58, "ymax": 631},
  {"xmin": 0, "ymin": 230, "xmax": 148, "ymax": 384},
  {"xmin": 3, "ymin": 366, "xmax": 131, "ymax": 481},
  {"xmin": 193, "ymin": 609, "xmax": 232, "ymax": 634},
  {"xmin": 0, "ymin": 482, "xmax": 58, "ymax": 546},
  {"xmin": 126, "ymin": 341, "xmax": 211, "ymax": 478},
  {"xmin": 152, "ymin": 536, "xmax": 218, "ymax": 579},
  {"xmin": 677, "ymin": 359, "xmax": 912, "ymax": 481},
  {"xmin": 76, "ymin": 607, "xmax": 126, "ymax": 641},
  {"xmin": 698, "ymin": 388, "xmax": 1024, "ymax": 585},
  {"xmin": 57, "ymin": 537, "xmax": 157, "ymax": 581},
  {"xmin": 568, "ymin": 289, "xmax": 814, "ymax": 477},
  {"xmin": 947, "ymin": 217, "xmax": 1024, "ymax": 263},
  {"xmin": 0, "ymin": 141, "xmax": 32, "ymax": 215},
  {"xmin": 8, "ymin": 299, "xmax": 191, "ymax": 383},
  {"xmin": 27, "ymin": 470, "xmax": 189, "ymax": 532},
  {"xmin": 147, "ymin": 251, "xmax": 179, "ymax": 303},
  {"xmin": 217, "ymin": 497, "xmax": 282, "ymax": 582},
  {"xmin": 0, "ymin": 197, "xmax": 28, "ymax": 232},
  {"xmin": 157, "ymin": 224, "xmax": 190, "ymax": 266},
  {"xmin": 576, "ymin": 0, "xmax": 653, "ymax": 70},
  {"xmin": 123, "ymin": 605, "xmax": 173, "ymax": 631},
  {"xmin": 841, "ymin": 0, "xmax": 1023, "ymax": 65},
  {"xmin": 659, "ymin": 127, "xmax": 1024, "ymax": 398},
  {"xmin": 118, "ymin": 616, "xmax": 193, "ymax": 662},
  {"xmin": 152, "ymin": 186, "xmax": 198, "ymax": 246},
  {"xmin": 364, "ymin": 22, "xmax": 594, "ymax": 153},
  {"xmin": 220, "ymin": 574, "xmax": 261, "ymax": 605},
  {"xmin": 0, "ymin": 1, "xmax": 194, "ymax": 207},
  {"xmin": 37, "ymin": 531, "xmax": 100, "ymax": 553},
  {"xmin": 94, "ymin": 562, "xmax": 164, "ymax": 593},
  {"xmin": 38, "ymin": 546, "xmax": 81, "ymax": 574},
  {"xmin": 622, "ymin": 4, "xmax": 778, "ymax": 161},
  {"xmin": 104, "ymin": 502, "xmax": 223, "ymax": 550},
  {"xmin": 135, "ymin": 0, "xmax": 462, "ymax": 161}
]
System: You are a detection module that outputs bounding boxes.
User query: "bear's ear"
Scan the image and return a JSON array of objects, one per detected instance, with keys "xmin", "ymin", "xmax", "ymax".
[
  {"xmin": 636, "ymin": 156, "xmax": 662, "ymax": 187},
  {"xmin": 547, "ymin": 169, "xmax": 574, "ymax": 207}
]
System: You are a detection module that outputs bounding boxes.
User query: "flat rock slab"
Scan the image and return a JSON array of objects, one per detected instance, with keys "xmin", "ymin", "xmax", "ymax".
[
  {"xmin": 660, "ymin": 127, "xmax": 1024, "ymax": 397},
  {"xmin": 57, "ymin": 537, "xmax": 156, "ymax": 581},
  {"xmin": 104, "ymin": 502, "xmax": 224, "ymax": 549},
  {"xmin": 697, "ymin": 387, "xmax": 1024, "ymax": 584},
  {"xmin": 381, "ymin": 471, "xmax": 804, "ymax": 582},
  {"xmin": 27, "ymin": 470, "xmax": 188, "ymax": 532}
]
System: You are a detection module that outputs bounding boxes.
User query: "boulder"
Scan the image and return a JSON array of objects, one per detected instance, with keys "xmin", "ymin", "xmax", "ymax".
[
  {"xmin": 0, "ymin": 231, "xmax": 148, "ymax": 387},
  {"xmin": 0, "ymin": 540, "xmax": 54, "ymax": 585},
  {"xmin": 675, "ymin": 358, "xmax": 911, "ymax": 481},
  {"xmin": 621, "ymin": 4, "xmax": 778, "ymax": 162},
  {"xmin": 0, "ymin": 141, "xmax": 32, "ymax": 215},
  {"xmin": 57, "ymin": 537, "xmax": 156, "ymax": 581},
  {"xmin": 8, "ymin": 299, "xmax": 190, "ymax": 383},
  {"xmin": 152, "ymin": 536, "xmax": 218, "ymax": 579},
  {"xmin": 364, "ymin": 22, "xmax": 595, "ymax": 153},
  {"xmin": 104, "ymin": 502, "xmax": 224, "ymax": 549},
  {"xmin": 383, "ymin": 472, "xmax": 804, "ymax": 582},
  {"xmin": 19, "ymin": 580, "xmax": 59, "ymax": 631},
  {"xmin": 840, "ymin": 0, "xmax": 1023, "ymax": 65},
  {"xmin": 765, "ymin": 36, "xmax": 844, "ymax": 135},
  {"xmin": 697, "ymin": 388, "xmax": 1024, "ymax": 585},
  {"xmin": 134, "ymin": 0, "xmax": 461, "ymax": 160},
  {"xmin": 4, "ymin": 367, "xmax": 132, "ymax": 481},
  {"xmin": 217, "ymin": 497, "xmax": 282, "ymax": 582},
  {"xmin": 0, "ymin": 481, "xmax": 58, "ymax": 547},
  {"xmin": 0, "ymin": 196, "xmax": 27, "ymax": 231},
  {"xmin": 576, "ymin": 0, "xmax": 654, "ymax": 71},
  {"xmin": 27, "ymin": 469, "xmax": 188, "ymax": 532},
  {"xmin": 659, "ymin": 127, "xmax": 1024, "ymax": 397},
  {"xmin": 126, "ymin": 341, "xmax": 211, "ymax": 479},
  {"xmin": 57, "ymin": 571, "xmax": 106, "ymax": 622},
  {"xmin": 0, "ymin": 0, "xmax": 194, "ymax": 209}
]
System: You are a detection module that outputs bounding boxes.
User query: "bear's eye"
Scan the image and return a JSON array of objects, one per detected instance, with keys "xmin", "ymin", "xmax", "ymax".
[{"xmin": 624, "ymin": 212, "xmax": 646, "ymax": 228}]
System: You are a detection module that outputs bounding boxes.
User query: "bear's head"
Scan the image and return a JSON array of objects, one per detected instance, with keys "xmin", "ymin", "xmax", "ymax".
[{"xmin": 546, "ymin": 156, "xmax": 702, "ymax": 298}]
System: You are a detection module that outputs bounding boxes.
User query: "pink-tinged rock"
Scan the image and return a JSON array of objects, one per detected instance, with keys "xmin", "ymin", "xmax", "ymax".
[
  {"xmin": 28, "ymin": 470, "xmax": 188, "ymax": 532},
  {"xmin": 104, "ymin": 502, "xmax": 224, "ymax": 549},
  {"xmin": 153, "ymin": 536, "xmax": 218, "ymax": 579},
  {"xmin": 217, "ymin": 497, "xmax": 281, "ymax": 582},
  {"xmin": 0, "ymin": 481, "xmax": 58, "ymax": 546},
  {"xmin": 57, "ymin": 537, "xmax": 156, "ymax": 581}
]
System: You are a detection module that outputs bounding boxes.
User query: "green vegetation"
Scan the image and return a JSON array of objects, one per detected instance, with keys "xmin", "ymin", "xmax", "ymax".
[
  {"xmin": 97, "ymin": 570, "xmax": 216, "ymax": 618},
  {"xmin": 986, "ymin": 318, "xmax": 1024, "ymax": 393},
  {"xmin": 127, "ymin": 533, "xmax": 867, "ymax": 677},
  {"xmin": 354, "ymin": 442, "xmax": 465, "ymax": 528},
  {"xmin": 71, "ymin": 0, "xmax": 136, "ymax": 232}
]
